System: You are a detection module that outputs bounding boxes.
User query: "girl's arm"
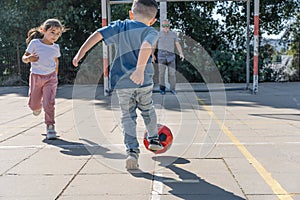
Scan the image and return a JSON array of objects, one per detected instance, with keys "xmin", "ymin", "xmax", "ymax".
[
  {"xmin": 22, "ymin": 52, "xmax": 39, "ymax": 63},
  {"xmin": 72, "ymin": 31, "xmax": 103, "ymax": 67},
  {"xmin": 55, "ymin": 57, "xmax": 59, "ymax": 75}
]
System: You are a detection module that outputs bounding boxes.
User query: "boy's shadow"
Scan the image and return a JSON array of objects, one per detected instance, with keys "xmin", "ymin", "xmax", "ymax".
[
  {"xmin": 130, "ymin": 156, "xmax": 245, "ymax": 200},
  {"xmin": 42, "ymin": 137, "xmax": 126, "ymax": 159}
]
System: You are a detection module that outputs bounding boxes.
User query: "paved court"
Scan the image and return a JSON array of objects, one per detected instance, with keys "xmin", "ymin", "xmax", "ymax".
[{"xmin": 0, "ymin": 82, "xmax": 299, "ymax": 200}]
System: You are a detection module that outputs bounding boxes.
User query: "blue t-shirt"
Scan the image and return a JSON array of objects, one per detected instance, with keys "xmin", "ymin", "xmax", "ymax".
[
  {"xmin": 26, "ymin": 39, "xmax": 60, "ymax": 75},
  {"xmin": 98, "ymin": 19, "xmax": 158, "ymax": 89}
]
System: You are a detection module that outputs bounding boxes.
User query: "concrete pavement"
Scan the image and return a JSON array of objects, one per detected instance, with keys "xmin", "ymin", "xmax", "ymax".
[{"xmin": 0, "ymin": 82, "xmax": 299, "ymax": 200}]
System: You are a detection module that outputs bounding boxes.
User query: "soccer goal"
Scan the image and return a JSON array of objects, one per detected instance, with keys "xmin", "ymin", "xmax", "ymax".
[{"xmin": 101, "ymin": 0, "xmax": 259, "ymax": 95}]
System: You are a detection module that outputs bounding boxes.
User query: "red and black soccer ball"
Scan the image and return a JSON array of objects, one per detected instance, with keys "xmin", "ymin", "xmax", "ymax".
[{"xmin": 143, "ymin": 124, "xmax": 173, "ymax": 154}]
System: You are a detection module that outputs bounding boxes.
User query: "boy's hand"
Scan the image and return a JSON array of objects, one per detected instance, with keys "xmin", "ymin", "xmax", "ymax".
[
  {"xmin": 72, "ymin": 31, "xmax": 103, "ymax": 68},
  {"xmin": 72, "ymin": 55, "xmax": 80, "ymax": 67},
  {"xmin": 130, "ymin": 69, "xmax": 144, "ymax": 85},
  {"xmin": 152, "ymin": 54, "xmax": 156, "ymax": 63}
]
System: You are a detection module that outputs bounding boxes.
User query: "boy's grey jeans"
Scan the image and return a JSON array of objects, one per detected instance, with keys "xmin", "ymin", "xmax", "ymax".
[{"xmin": 116, "ymin": 85, "xmax": 158, "ymax": 154}]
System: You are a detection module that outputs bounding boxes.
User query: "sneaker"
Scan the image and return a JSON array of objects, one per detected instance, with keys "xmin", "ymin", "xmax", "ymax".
[
  {"xmin": 170, "ymin": 90, "xmax": 176, "ymax": 95},
  {"xmin": 126, "ymin": 150, "xmax": 139, "ymax": 170},
  {"xmin": 159, "ymin": 90, "xmax": 166, "ymax": 95},
  {"xmin": 46, "ymin": 125, "xmax": 57, "ymax": 140},
  {"xmin": 33, "ymin": 109, "xmax": 41, "ymax": 116},
  {"xmin": 148, "ymin": 138, "xmax": 164, "ymax": 151}
]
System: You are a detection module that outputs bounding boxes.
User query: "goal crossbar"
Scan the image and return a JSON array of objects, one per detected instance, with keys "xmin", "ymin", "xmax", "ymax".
[{"xmin": 110, "ymin": 0, "xmax": 247, "ymax": 4}]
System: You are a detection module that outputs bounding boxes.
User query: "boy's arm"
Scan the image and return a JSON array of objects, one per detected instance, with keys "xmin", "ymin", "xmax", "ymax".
[
  {"xmin": 130, "ymin": 41, "xmax": 153, "ymax": 85},
  {"xmin": 151, "ymin": 42, "xmax": 157, "ymax": 63},
  {"xmin": 72, "ymin": 31, "xmax": 103, "ymax": 67}
]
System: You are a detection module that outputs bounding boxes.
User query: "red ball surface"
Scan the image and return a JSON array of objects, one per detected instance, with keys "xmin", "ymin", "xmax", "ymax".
[{"xmin": 144, "ymin": 124, "xmax": 173, "ymax": 154}]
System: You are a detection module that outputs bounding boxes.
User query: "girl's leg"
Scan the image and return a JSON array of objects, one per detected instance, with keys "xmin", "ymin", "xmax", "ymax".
[
  {"xmin": 116, "ymin": 88, "xmax": 140, "ymax": 154},
  {"xmin": 28, "ymin": 73, "xmax": 43, "ymax": 112},
  {"xmin": 42, "ymin": 72, "xmax": 58, "ymax": 126}
]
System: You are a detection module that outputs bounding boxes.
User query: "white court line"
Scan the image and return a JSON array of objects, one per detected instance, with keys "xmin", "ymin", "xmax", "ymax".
[
  {"xmin": 163, "ymin": 179, "xmax": 200, "ymax": 183},
  {"xmin": 293, "ymin": 97, "xmax": 300, "ymax": 107},
  {"xmin": 0, "ymin": 142, "xmax": 299, "ymax": 150},
  {"xmin": 151, "ymin": 173, "xmax": 163, "ymax": 200},
  {"xmin": 0, "ymin": 144, "xmax": 124, "ymax": 149}
]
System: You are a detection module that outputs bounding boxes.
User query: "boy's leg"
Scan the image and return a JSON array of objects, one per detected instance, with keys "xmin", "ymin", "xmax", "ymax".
[
  {"xmin": 42, "ymin": 72, "xmax": 58, "ymax": 127},
  {"xmin": 136, "ymin": 85, "xmax": 157, "ymax": 139},
  {"xmin": 116, "ymin": 88, "xmax": 140, "ymax": 154},
  {"xmin": 28, "ymin": 73, "xmax": 43, "ymax": 112},
  {"xmin": 126, "ymin": 149, "xmax": 139, "ymax": 170},
  {"xmin": 137, "ymin": 85, "xmax": 163, "ymax": 151}
]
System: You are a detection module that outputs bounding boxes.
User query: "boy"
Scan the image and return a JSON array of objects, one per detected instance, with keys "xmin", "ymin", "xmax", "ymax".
[{"xmin": 73, "ymin": 0, "xmax": 163, "ymax": 170}]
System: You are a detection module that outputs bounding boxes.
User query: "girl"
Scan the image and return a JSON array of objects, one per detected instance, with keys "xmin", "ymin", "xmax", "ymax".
[{"xmin": 22, "ymin": 18, "xmax": 66, "ymax": 140}]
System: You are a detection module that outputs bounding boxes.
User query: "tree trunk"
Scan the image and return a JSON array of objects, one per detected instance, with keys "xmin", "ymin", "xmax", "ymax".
[{"xmin": 16, "ymin": 42, "xmax": 21, "ymax": 76}]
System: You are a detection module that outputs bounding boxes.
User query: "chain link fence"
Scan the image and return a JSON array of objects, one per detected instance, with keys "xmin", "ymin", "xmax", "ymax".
[{"xmin": 0, "ymin": 48, "xmax": 80, "ymax": 86}]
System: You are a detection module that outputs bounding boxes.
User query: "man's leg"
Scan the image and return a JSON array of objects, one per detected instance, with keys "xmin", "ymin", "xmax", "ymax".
[
  {"xmin": 168, "ymin": 59, "xmax": 176, "ymax": 91},
  {"xmin": 158, "ymin": 60, "xmax": 167, "ymax": 93}
]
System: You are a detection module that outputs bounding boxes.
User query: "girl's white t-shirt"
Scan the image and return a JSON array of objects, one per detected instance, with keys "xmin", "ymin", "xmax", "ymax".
[{"xmin": 26, "ymin": 39, "xmax": 61, "ymax": 75}]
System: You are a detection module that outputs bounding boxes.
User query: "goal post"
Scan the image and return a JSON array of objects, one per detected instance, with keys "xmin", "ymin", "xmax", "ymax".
[{"xmin": 101, "ymin": 0, "xmax": 257, "ymax": 95}]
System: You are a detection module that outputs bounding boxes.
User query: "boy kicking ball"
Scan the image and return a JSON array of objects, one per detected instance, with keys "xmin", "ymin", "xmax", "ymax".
[{"xmin": 72, "ymin": 0, "xmax": 163, "ymax": 170}]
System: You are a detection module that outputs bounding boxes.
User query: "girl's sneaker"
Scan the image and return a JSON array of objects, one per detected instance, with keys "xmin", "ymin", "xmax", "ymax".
[
  {"xmin": 33, "ymin": 109, "xmax": 41, "ymax": 116},
  {"xmin": 126, "ymin": 149, "xmax": 139, "ymax": 170},
  {"xmin": 46, "ymin": 125, "xmax": 57, "ymax": 140}
]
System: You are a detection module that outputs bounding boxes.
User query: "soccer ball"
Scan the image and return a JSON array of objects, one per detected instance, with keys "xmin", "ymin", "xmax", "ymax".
[{"xmin": 143, "ymin": 124, "xmax": 173, "ymax": 154}]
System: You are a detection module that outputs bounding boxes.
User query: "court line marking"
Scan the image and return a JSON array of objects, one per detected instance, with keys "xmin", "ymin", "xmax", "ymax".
[
  {"xmin": 1, "ymin": 142, "xmax": 300, "ymax": 150},
  {"xmin": 151, "ymin": 173, "xmax": 163, "ymax": 200},
  {"xmin": 197, "ymin": 97, "xmax": 293, "ymax": 200},
  {"xmin": 163, "ymin": 179, "xmax": 200, "ymax": 183}
]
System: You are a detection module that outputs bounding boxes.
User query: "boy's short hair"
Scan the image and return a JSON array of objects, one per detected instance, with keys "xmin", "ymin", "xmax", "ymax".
[{"xmin": 132, "ymin": 0, "xmax": 158, "ymax": 20}]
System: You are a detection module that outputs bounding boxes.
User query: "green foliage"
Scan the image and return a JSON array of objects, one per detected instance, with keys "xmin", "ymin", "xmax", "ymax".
[
  {"xmin": 0, "ymin": 0, "xmax": 299, "ymax": 85},
  {"xmin": 167, "ymin": 1, "xmax": 299, "ymax": 83}
]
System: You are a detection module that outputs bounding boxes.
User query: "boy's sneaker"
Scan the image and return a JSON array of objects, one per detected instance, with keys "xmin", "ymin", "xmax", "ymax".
[
  {"xmin": 170, "ymin": 90, "xmax": 177, "ymax": 95},
  {"xmin": 46, "ymin": 125, "xmax": 57, "ymax": 140},
  {"xmin": 148, "ymin": 138, "xmax": 164, "ymax": 151},
  {"xmin": 33, "ymin": 109, "xmax": 41, "ymax": 116},
  {"xmin": 126, "ymin": 150, "xmax": 139, "ymax": 170}
]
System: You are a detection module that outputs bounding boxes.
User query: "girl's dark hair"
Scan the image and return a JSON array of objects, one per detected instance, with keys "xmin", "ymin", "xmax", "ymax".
[
  {"xmin": 26, "ymin": 28, "xmax": 43, "ymax": 46},
  {"xmin": 26, "ymin": 18, "xmax": 66, "ymax": 46}
]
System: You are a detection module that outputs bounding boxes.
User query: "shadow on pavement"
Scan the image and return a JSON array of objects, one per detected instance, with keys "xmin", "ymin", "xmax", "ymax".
[
  {"xmin": 130, "ymin": 156, "xmax": 245, "ymax": 200},
  {"xmin": 42, "ymin": 137, "xmax": 126, "ymax": 159}
]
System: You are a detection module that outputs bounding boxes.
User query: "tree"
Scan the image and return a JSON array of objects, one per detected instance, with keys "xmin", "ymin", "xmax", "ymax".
[
  {"xmin": 0, "ymin": 0, "xmax": 299, "ymax": 84},
  {"xmin": 166, "ymin": 0, "xmax": 300, "ymax": 83},
  {"xmin": 284, "ymin": 12, "xmax": 300, "ymax": 78}
]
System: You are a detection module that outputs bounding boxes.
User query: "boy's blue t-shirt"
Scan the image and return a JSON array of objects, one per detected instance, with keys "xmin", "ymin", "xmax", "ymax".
[{"xmin": 98, "ymin": 19, "xmax": 158, "ymax": 89}]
